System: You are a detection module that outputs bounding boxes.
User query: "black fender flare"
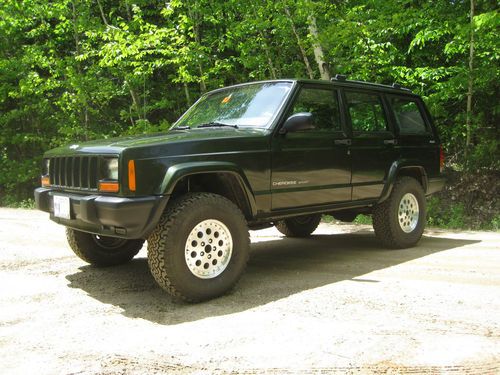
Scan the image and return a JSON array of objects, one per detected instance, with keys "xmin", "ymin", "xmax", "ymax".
[
  {"xmin": 378, "ymin": 161, "xmax": 428, "ymax": 204},
  {"xmin": 156, "ymin": 161, "xmax": 257, "ymax": 216}
]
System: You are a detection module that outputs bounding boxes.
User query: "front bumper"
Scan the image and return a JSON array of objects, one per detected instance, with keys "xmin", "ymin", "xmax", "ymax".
[{"xmin": 34, "ymin": 188, "xmax": 169, "ymax": 239}]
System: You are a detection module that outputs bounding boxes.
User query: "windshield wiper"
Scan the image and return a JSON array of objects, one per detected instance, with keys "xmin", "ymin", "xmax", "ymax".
[
  {"xmin": 197, "ymin": 122, "xmax": 239, "ymax": 129},
  {"xmin": 171, "ymin": 125, "xmax": 190, "ymax": 131}
]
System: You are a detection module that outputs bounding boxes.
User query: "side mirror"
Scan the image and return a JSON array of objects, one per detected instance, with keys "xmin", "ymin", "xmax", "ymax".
[{"xmin": 279, "ymin": 112, "xmax": 315, "ymax": 134}]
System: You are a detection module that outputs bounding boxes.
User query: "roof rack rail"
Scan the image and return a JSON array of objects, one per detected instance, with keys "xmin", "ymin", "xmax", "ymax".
[
  {"xmin": 331, "ymin": 74, "xmax": 347, "ymax": 81},
  {"xmin": 327, "ymin": 76, "xmax": 412, "ymax": 92}
]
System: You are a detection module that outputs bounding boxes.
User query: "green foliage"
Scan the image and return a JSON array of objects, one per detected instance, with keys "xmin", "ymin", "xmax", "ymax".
[
  {"xmin": 322, "ymin": 214, "xmax": 372, "ymax": 225},
  {"xmin": 354, "ymin": 215, "xmax": 372, "ymax": 225},
  {"xmin": 427, "ymin": 169, "xmax": 500, "ymax": 230},
  {"xmin": 322, "ymin": 215, "xmax": 335, "ymax": 223},
  {"xmin": 0, "ymin": 0, "xmax": 498, "ymax": 229},
  {"xmin": 2, "ymin": 197, "xmax": 36, "ymax": 209},
  {"xmin": 427, "ymin": 196, "xmax": 466, "ymax": 229},
  {"xmin": 491, "ymin": 215, "xmax": 500, "ymax": 231}
]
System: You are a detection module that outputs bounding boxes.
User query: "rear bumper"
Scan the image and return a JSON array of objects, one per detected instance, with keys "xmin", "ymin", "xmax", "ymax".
[
  {"xmin": 426, "ymin": 177, "xmax": 446, "ymax": 195},
  {"xmin": 34, "ymin": 188, "xmax": 169, "ymax": 239}
]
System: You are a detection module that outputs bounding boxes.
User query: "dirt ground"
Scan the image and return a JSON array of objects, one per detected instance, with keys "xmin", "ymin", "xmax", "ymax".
[{"xmin": 0, "ymin": 208, "xmax": 499, "ymax": 374}]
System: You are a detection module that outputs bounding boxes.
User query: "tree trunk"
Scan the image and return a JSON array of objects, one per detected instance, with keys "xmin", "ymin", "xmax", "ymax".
[
  {"xmin": 183, "ymin": 82, "xmax": 191, "ymax": 106},
  {"xmin": 124, "ymin": 1, "xmax": 132, "ymax": 20},
  {"xmin": 260, "ymin": 34, "xmax": 278, "ymax": 79},
  {"xmin": 308, "ymin": 15, "xmax": 330, "ymax": 80},
  {"xmin": 189, "ymin": 8, "xmax": 207, "ymax": 93},
  {"xmin": 198, "ymin": 64, "xmax": 207, "ymax": 93},
  {"xmin": 96, "ymin": 0, "xmax": 109, "ymax": 26},
  {"xmin": 129, "ymin": 87, "xmax": 143, "ymax": 120},
  {"xmin": 72, "ymin": 1, "xmax": 88, "ymax": 140},
  {"xmin": 251, "ymin": 5, "xmax": 278, "ymax": 79},
  {"xmin": 465, "ymin": 0, "xmax": 475, "ymax": 162},
  {"xmin": 284, "ymin": 7, "xmax": 314, "ymax": 79}
]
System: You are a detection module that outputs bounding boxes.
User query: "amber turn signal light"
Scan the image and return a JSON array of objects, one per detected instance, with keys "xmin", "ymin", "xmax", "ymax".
[
  {"xmin": 128, "ymin": 160, "xmax": 136, "ymax": 191},
  {"xmin": 99, "ymin": 181, "xmax": 119, "ymax": 193},
  {"xmin": 41, "ymin": 175, "xmax": 50, "ymax": 187}
]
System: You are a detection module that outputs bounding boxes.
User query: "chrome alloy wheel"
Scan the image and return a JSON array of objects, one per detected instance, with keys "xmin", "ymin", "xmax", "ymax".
[
  {"xmin": 184, "ymin": 219, "xmax": 233, "ymax": 279},
  {"xmin": 398, "ymin": 193, "xmax": 419, "ymax": 233}
]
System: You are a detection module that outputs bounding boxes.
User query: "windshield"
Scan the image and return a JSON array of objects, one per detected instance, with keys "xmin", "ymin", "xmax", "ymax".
[{"xmin": 174, "ymin": 82, "xmax": 293, "ymax": 129}]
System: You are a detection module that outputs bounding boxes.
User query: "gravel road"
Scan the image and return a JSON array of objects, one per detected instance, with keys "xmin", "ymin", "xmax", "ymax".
[{"xmin": 0, "ymin": 208, "xmax": 499, "ymax": 374}]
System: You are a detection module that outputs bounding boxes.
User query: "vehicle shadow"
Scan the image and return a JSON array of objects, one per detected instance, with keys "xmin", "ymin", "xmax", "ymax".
[{"xmin": 66, "ymin": 229, "xmax": 479, "ymax": 325}]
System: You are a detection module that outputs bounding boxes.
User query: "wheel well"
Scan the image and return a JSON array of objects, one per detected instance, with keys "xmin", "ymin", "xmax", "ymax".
[
  {"xmin": 397, "ymin": 167, "xmax": 427, "ymax": 191},
  {"xmin": 170, "ymin": 173, "xmax": 253, "ymax": 219}
]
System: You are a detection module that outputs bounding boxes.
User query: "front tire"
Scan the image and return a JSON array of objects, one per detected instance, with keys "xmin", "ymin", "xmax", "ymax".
[
  {"xmin": 66, "ymin": 228, "xmax": 144, "ymax": 266},
  {"xmin": 372, "ymin": 177, "xmax": 426, "ymax": 249},
  {"xmin": 147, "ymin": 193, "xmax": 249, "ymax": 302},
  {"xmin": 275, "ymin": 214, "xmax": 322, "ymax": 237}
]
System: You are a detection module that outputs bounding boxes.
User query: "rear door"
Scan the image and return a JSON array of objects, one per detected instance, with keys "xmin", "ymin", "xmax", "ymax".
[
  {"xmin": 386, "ymin": 95, "xmax": 440, "ymax": 177},
  {"xmin": 343, "ymin": 89, "xmax": 398, "ymax": 200},
  {"xmin": 271, "ymin": 84, "xmax": 351, "ymax": 209}
]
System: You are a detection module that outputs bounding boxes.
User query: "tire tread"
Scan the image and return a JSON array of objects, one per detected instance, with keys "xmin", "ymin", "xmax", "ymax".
[
  {"xmin": 275, "ymin": 214, "xmax": 322, "ymax": 238},
  {"xmin": 66, "ymin": 228, "xmax": 143, "ymax": 266},
  {"xmin": 372, "ymin": 177, "xmax": 425, "ymax": 249},
  {"xmin": 147, "ymin": 193, "xmax": 249, "ymax": 302}
]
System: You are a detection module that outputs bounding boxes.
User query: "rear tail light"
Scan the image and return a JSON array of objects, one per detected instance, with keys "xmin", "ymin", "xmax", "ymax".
[{"xmin": 439, "ymin": 145, "xmax": 445, "ymax": 173}]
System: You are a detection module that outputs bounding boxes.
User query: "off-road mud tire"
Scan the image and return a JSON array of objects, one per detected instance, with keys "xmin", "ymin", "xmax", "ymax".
[
  {"xmin": 147, "ymin": 193, "xmax": 250, "ymax": 303},
  {"xmin": 372, "ymin": 177, "xmax": 426, "ymax": 249},
  {"xmin": 275, "ymin": 214, "xmax": 322, "ymax": 237},
  {"xmin": 66, "ymin": 228, "xmax": 144, "ymax": 266}
]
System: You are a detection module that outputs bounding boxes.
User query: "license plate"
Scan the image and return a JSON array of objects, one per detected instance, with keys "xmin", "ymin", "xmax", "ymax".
[{"xmin": 53, "ymin": 195, "xmax": 71, "ymax": 219}]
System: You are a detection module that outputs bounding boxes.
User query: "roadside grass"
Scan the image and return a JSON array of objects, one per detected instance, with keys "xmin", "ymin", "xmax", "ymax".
[
  {"xmin": 322, "ymin": 214, "xmax": 372, "ymax": 225},
  {"xmin": 3, "ymin": 198, "xmax": 36, "ymax": 209}
]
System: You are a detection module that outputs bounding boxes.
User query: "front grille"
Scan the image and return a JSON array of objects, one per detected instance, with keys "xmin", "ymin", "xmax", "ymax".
[{"xmin": 49, "ymin": 156, "xmax": 99, "ymax": 190}]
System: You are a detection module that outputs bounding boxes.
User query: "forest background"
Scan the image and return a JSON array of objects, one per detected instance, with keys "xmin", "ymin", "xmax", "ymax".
[{"xmin": 0, "ymin": 0, "xmax": 498, "ymax": 229}]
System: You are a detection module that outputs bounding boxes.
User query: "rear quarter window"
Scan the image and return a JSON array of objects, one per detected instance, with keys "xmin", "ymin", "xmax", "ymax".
[{"xmin": 390, "ymin": 97, "xmax": 429, "ymax": 135}]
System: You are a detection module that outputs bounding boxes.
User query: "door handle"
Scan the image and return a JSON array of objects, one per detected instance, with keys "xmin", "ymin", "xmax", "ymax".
[
  {"xmin": 384, "ymin": 139, "xmax": 397, "ymax": 145},
  {"xmin": 334, "ymin": 139, "xmax": 352, "ymax": 145}
]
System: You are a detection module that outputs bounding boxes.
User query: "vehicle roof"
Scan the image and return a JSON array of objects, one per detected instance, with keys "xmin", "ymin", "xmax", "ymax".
[{"xmin": 208, "ymin": 78, "xmax": 417, "ymax": 97}]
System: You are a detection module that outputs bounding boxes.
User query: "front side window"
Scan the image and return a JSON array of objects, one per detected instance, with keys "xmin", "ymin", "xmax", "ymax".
[
  {"xmin": 287, "ymin": 87, "xmax": 341, "ymax": 131},
  {"xmin": 390, "ymin": 97, "xmax": 428, "ymax": 134},
  {"xmin": 175, "ymin": 82, "xmax": 293, "ymax": 129},
  {"xmin": 346, "ymin": 91, "xmax": 388, "ymax": 132}
]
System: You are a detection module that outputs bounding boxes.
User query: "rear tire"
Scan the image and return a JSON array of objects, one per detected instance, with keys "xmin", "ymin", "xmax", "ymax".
[
  {"xmin": 372, "ymin": 177, "xmax": 426, "ymax": 249},
  {"xmin": 332, "ymin": 210, "xmax": 358, "ymax": 223},
  {"xmin": 275, "ymin": 214, "xmax": 322, "ymax": 237},
  {"xmin": 66, "ymin": 228, "xmax": 144, "ymax": 266},
  {"xmin": 147, "ymin": 193, "xmax": 249, "ymax": 302}
]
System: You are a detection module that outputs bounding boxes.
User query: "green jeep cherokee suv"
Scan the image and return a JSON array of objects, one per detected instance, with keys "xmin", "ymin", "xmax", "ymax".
[{"xmin": 35, "ymin": 77, "xmax": 445, "ymax": 302}]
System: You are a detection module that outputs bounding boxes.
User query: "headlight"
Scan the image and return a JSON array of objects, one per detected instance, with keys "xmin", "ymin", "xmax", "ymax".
[
  {"xmin": 43, "ymin": 159, "xmax": 50, "ymax": 176},
  {"xmin": 102, "ymin": 158, "xmax": 119, "ymax": 180}
]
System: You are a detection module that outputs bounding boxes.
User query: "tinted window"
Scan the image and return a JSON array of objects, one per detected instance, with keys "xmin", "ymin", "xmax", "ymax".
[
  {"xmin": 346, "ymin": 91, "xmax": 388, "ymax": 132},
  {"xmin": 390, "ymin": 97, "xmax": 428, "ymax": 134},
  {"xmin": 288, "ymin": 87, "xmax": 341, "ymax": 131}
]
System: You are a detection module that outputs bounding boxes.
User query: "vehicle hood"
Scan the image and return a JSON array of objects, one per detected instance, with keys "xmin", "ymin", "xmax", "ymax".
[{"xmin": 44, "ymin": 127, "xmax": 270, "ymax": 156}]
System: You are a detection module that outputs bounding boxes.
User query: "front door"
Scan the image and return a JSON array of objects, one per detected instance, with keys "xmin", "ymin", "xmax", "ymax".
[{"xmin": 271, "ymin": 85, "xmax": 351, "ymax": 210}]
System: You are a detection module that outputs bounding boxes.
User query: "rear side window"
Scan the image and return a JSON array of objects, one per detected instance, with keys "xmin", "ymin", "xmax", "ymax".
[
  {"xmin": 345, "ymin": 91, "xmax": 388, "ymax": 132},
  {"xmin": 390, "ymin": 97, "xmax": 428, "ymax": 134}
]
